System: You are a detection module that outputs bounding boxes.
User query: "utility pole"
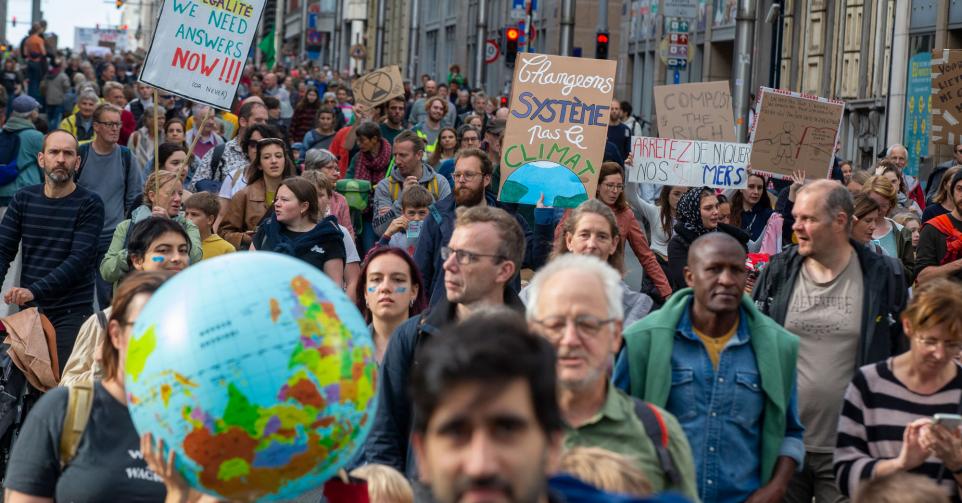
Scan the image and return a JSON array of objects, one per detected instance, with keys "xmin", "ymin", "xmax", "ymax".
[
  {"xmin": 375, "ymin": 0, "xmax": 386, "ymax": 67},
  {"xmin": 0, "ymin": 0, "xmax": 7, "ymax": 44},
  {"xmin": 474, "ymin": 0, "xmax": 486, "ymax": 88},
  {"xmin": 559, "ymin": 0, "xmax": 574, "ymax": 56},
  {"xmin": 300, "ymin": 0, "xmax": 308, "ymax": 60},
  {"xmin": 408, "ymin": 0, "xmax": 419, "ymax": 79},
  {"xmin": 274, "ymin": 0, "xmax": 284, "ymax": 69},
  {"xmin": 30, "ymin": 0, "xmax": 40, "ymax": 25},
  {"xmin": 333, "ymin": 0, "xmax": 343, "ymax": 71},
  {"xmin": 733, "ymin": 0, "xmax": 756, "ymax": 141}
]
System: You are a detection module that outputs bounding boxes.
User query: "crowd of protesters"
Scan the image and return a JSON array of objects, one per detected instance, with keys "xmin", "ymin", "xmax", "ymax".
[{"xmin": 0, "ymin": 21, "xmax": 959, "ymax": 503}]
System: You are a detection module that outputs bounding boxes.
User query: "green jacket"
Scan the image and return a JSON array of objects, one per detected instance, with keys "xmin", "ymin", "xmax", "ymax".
[
  {"xmin": 0, "ymin": 116, "xmax": 43, "ymax": 205},
  {"xmin": 99, "ymin": 207, "xmax": 203, "ymax": 284},
  {"xmin": 622, "ymin": 288, "xmax": 799, "ymax": 484}
]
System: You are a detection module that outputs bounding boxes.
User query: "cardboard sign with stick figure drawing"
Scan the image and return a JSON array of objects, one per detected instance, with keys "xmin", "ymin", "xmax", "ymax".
[{"xmin": 748, "ymin": 87, "xmax": 845, "ymax": 180}]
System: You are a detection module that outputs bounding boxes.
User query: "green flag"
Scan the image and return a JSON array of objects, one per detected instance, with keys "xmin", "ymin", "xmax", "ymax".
[{"xmin": 259, "ymin": 29, "xmax": 275, "ymax": 69}]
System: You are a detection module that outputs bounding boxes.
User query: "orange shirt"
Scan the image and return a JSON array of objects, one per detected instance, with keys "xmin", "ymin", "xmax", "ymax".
[{"xmin": 23, "ymin": 34, "xmax": 45, "ymax": 59}]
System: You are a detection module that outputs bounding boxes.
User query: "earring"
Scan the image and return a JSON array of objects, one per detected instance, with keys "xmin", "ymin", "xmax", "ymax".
[{"xmin": 409, "ymin": 299, "xmax": 414, "ymax": 307}]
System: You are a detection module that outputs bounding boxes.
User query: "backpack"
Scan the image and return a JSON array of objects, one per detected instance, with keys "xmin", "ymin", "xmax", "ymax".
[
  {"xmin": 195, "ymin": 143, "xmax": 226, "ymax": 193},
  {"xmin": 389, "ymin": 176, "xmax": 440, "ymax": 201},
  {"xmin": 630, "ymin": 398, "xmax": 682, "ymax": 487},
  {"xmin": 928, "ymin": 214, "xmax": 962, "ymax": 265},
  {"xmin": 59, "ymin": 381, "xmax": 94, "ymax": 467},
  {"xmin": 0, "ymin": 131, "xmax": 22, "ymax": 186}
]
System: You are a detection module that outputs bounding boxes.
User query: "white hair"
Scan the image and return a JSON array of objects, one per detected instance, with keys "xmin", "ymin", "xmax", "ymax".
[
  {"xmin": 886, "ymin": 143, "xmax": 907, "ymax": 157},
  {"xmin": 525, "ymin": 254, "xmax": 624, "ymax": 322}
]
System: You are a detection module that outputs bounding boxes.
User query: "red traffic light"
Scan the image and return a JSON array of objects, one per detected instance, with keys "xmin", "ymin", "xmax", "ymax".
[
  {"xmin": 596, "ymin": 33, "xmax": 609, "ymax": 44},
  {"xmin": 506, "ymin": 28, "xmax": 520, "ymax": 41}
]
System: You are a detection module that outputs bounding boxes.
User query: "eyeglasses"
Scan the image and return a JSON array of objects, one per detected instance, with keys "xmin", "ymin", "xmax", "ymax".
[
  {"xmin": 601, "ymin": 183, "xmax": 625, "ymax": 192},
  {"xmin": 532, "ymin": 315, "xmax": 616, "ymax": 341},
  {"xmin": 95, "ymin": 121, "xmax": 122, "ymax": 129},
  {"xmin": 916, "ymin": 336, "xmax": 962, "ymax": 353},
  {"xmin": 452, "ymin": 171, "xmax": 482, "ymax": 181},
  {"xmin": 441, "ymin": 246, "xmax": 504, "ymax": 265}
]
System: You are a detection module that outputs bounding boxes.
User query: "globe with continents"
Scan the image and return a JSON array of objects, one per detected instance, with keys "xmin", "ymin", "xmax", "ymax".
[
  {"xmin": 500, "ymin": 160, "xmax": 589, "ymax": 208},
  {"xmin": 124, "ymin": 252, "xmax": 377, "ymax": 501}
]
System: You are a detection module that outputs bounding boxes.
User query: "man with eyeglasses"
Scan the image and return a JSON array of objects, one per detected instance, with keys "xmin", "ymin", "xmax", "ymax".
[
  {"xmin": 77, "ymin": 103, "xmax": 143, "ymax": 307},
  {"xmin": 364, "ymin": 205, "xmax": 528, "ymax": 479},
  {"xmin": 927, "ymin": 143, "xmax": 962, "ymax": 201},
  {"xmin": 750, "ymin": 180, "xmax": 908, "ymax": 503},
  {"xmin": 615, "ymin": 232, "xmax": 805, "ymax": 503},
  {"xmin": 414, "ymin": 148, "xmax": 552, "ymax": 305},
  {"xmin": 528, "ymin": 253, "xmax": 698, "ymax": 500}
]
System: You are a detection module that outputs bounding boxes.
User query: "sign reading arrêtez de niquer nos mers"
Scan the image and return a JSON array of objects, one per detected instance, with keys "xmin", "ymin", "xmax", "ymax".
[
  {"xmin": 498, "ymin": 53, "xmax": 617, "ymax": 208},
  {"xmin": 139, "ymin": 0, "xmax": 267, "ymax": 110}
]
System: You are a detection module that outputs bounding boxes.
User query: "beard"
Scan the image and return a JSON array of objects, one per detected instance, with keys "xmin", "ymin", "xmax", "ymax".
[
  {"xmin": 455, "ymin": 184, "xmax": 485, "ymax": 207},
  {"xmin": 44, "ymin": 165, "xmax": 75, "ymax": 185}
]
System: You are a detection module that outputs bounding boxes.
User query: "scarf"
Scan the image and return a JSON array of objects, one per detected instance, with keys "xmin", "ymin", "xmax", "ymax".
[
  {"xmin": 354, "ymin": 137, "xmax": 392, "ymax": 184},
  {"xmin": 677, "ymin": 186, "xmax": 713, "ymax": 237}
]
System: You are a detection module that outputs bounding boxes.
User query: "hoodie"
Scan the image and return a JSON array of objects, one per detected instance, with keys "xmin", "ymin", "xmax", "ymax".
[
  {"xmin": 0, "ymin": 116, "xmax": 43, "ymax": 206},
  {"xmin": 371, "ymin": 161, "xmax": 451, "ymax": 235}
]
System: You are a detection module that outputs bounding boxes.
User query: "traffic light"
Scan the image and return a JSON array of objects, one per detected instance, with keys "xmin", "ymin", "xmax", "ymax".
[
  {"xmin": 595, "ymin": 32, "xmax": 609, "ymax": 59},
  {"xmin": 505, "ymin": 26, "xmax": 520, "ymax": 66}
]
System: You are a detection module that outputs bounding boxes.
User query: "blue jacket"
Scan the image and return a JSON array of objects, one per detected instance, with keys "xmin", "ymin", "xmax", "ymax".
[
  {"xmin": 414, "ymin": 191, "xmax": 554, "ymax": 305},
  {"xmin": 362, "ymin": 289, "xmax": 526, "ymax": 479},
  {"xmin": 0, "ymin": 117, "xmax": 42, "ymax": 206}
]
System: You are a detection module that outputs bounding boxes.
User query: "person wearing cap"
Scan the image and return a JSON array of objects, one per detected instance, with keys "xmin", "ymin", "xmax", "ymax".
[{"xmin": 0, "ymin": 95, "xmax": 44, "ymax": 317}]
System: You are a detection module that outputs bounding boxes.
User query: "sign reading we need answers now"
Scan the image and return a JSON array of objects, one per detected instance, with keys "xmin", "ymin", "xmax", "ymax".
[{"xmin": 139, "ymin": 0, "xmax": 267, "ymax": 110}]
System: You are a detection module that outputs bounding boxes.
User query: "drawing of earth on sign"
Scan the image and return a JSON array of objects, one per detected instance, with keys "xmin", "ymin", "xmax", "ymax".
[{"xmin": 501, "ymin": 161, "xmax": 589, "ymax": 207}]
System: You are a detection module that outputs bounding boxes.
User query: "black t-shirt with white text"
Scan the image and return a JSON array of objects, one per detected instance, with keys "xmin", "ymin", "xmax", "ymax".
[{"xmin": 3, "ymin": 382, "xmax": 166, "ymax": 502}]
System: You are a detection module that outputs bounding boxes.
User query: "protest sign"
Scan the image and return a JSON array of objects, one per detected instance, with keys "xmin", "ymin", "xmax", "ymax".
[
  {"xmin": 748, "ymin": 87, "xmax": 844, "ymax": 180},
  {"xmin": 351, "ymin": 65, "xmax": 404, "ymax": 108},
  {"xmin": 498, "ymin": 53, "xmax": 617, "ymax": 208},
  {"xmin": 627, "ymin": 136, "xmax": 750, "ymax": 189},
  {"xmin": 931, "ymin": 49, "xmax": 962, "ymax": 145},
  {"xmin": 653, "ymin": 81, "xmax": 735, "ymax": 141},
  {"xmin": 74, "ymin": 27, "xmax": 129, "ymax": 54},
  {"xmin": 139, "ymin": 0, "xmax": 267, "ymax": 110},
  {"xmin": 904, "ymin": 52, "xmax": 931, "ymax": 177}
]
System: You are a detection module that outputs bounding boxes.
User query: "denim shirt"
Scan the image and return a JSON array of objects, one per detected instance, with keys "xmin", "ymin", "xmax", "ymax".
[{"xmin": 661, "ymin": 304, "xmax": 804, "ymax": 503}]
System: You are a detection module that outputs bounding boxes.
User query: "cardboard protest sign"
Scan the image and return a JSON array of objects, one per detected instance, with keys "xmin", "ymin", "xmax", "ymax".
[
  {"xmin": 748, "ymin": 87, "xmax": 844, "ymax": 180},
  {"xmin": 627, "ymin": 136, "xmax": 750, "ymax": 189},
  {"xmin": 139, "ymin": 0, "xmax": 267, "ymax": 110},
  {"xmin": 498, "ymin": 53, "xmax": 617, "ymax": 208},
  {"xmin": 351, "ymin": 65, "xmax": 404, "ymax": 108},
  {"xmin": 653, "ymin": 81, "xmax": 736, "ymax": 141},
  {"xmin": 931, "ymin": 49, "xmax": 962, "ymax": 145}
]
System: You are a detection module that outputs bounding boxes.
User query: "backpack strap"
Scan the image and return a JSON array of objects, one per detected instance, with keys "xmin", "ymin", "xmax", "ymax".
[
  {"xmin": 631, "ymin": 397, "xmax": 681, "ymax": 488},
  {"xmin": 60, "ymin": 381, "xmax": 94, "ymax": 468},
  {"xmin": 94, "ymin": 309, "xmax": 107, "ymax": 330},
  {"xmin": 76, "ymin": 143, "xmax": 90, "ymax": 179},
  {"xmin": 120, "ymin": 146, "xmax": 132, "ymax": 214},
  {"xmin": 390, "ymin": 178, "xmax": 400, "ymax": 201},
  {"xmin": 429, "ymin": 176, "xmax": 439, "ymax": 198}
]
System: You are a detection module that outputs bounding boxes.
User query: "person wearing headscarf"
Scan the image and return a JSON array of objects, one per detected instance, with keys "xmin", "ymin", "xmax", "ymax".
[{"xmin": 665, "ymin": 187, "xmax": 749, "ymax": 290}]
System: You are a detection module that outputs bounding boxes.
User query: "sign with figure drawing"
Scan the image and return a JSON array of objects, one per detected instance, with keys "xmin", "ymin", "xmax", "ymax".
[
  {"xmin": 748, "ymin": 87, "xmax": 844, "ymax": 180},
  {"xmin": 498, "ymin": 53, "xmax": 617, "ymax": 208}
]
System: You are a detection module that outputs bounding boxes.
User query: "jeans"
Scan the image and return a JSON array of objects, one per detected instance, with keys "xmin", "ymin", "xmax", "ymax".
[
  {"xmin": 45, "ymin": 104, "xmax": 64, "ymax": 130},
  {"xmin": 44, "ymin": 305, "xmax": 93, "ymax": 374},
  {"xmin": 784, "ymin": 451, "xmax": 849, "ymax": 503},
  {"xmin": 25, "ymin": 60, "xmax": 44, "ymax": 102}
]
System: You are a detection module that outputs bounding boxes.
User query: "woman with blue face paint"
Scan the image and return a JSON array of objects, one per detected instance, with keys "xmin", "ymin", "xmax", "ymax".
[
  {"xmin": 354, "ymin": 247, "xmax": 427, "ymax": 362},
  {"xmin": 61, "ymin": 218, "xmax": 191, "ymax": 387}
]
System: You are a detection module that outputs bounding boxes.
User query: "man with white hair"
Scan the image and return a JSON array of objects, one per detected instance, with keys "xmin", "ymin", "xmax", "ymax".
[{"xmin": 528, "ymin": 253, "xmax": 697, "ymax": 500}]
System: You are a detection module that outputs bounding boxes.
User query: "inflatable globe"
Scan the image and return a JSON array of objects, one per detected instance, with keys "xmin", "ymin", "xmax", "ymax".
[{"xmin": 124, "ymin": 252, "xmax": 377, "ymax": 502}]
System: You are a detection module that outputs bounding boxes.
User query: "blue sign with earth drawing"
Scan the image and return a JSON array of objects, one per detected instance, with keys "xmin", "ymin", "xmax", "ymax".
[
  {"xmin": 904, "ymin": 52, "xmax": 930, "ymax": 178},
  {"xmin": 498, "ymin": 53, "xmax": 618, "ymax": 208}
]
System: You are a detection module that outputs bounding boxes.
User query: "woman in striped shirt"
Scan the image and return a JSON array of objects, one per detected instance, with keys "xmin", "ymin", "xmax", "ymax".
[{"xmin": 835, "ymin": 278, "xmax": 962, "ymax": 500}]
